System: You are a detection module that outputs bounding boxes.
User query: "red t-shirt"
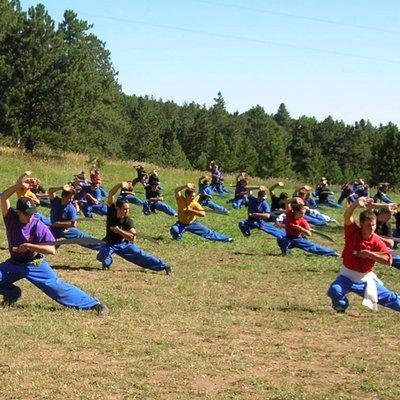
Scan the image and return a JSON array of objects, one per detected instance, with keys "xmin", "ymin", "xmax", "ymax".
[
  {"xmin": 285, "ymin": 210, "xmax": 310, "ymax": 237},
  {"xmin": 342, "ymin": 222, "xmax": 392, "ymax": 273}
]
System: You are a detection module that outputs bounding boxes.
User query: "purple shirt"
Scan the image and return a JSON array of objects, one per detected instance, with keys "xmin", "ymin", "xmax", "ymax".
[{"xmin": 4, "ymin": 209, "xmax": 55, "ymax": 261}]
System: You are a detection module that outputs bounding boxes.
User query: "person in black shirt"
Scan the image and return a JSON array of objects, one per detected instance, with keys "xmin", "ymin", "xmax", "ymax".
[
  {"xmin": 142, "ymin": 180, "xmax": 177, "ymax": 217},
  {"xmin": 96, "ymin": 181, "xmax": 171, "ymax": 274}
]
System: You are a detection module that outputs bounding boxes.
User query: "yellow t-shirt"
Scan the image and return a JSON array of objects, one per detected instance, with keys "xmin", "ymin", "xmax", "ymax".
[
  {"xmin": 16, "ymin": 188, "xmax": 39, "ymax": 202},
  {"xmin": 176, "ymin": 193, "xmax": 204, "ymax": 224}
]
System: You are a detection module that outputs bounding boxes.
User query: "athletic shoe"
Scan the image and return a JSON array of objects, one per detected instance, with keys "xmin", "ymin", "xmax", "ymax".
[
  {"xmin": 92, "ymin": 303, "xmax": 109, "ymax": 316},
  {"xmin": 228, "ymin": 238, "xmax": 234, "ymax": 243},
  {"xmin": 164, "ymin": 266, "xmax": 174, "ymax": 276}
]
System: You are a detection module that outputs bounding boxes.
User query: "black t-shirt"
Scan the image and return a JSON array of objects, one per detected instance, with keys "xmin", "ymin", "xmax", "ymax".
[
  {"xmin": 270, "ymin": 194, "xmax": 282, "ymax": 211},
  {"xmin": 105, "ymin": 203, "xmax": 134, "ymax": 244},
  {"xmin": 395, "ymin": 213, "xmax": 400, "ymax": 233},
  {"xmin": 376, "ymin": 220, "xmax": 392, "ymax": 237},
  {"xmin": 145, "ymin": 185, "xmax": 160, "ymax": 200}
]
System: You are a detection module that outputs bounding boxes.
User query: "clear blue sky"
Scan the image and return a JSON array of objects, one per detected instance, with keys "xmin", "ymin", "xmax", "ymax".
[{"xmin": 20, "ymin": 0, "xmax": 400, "ymax": 126}]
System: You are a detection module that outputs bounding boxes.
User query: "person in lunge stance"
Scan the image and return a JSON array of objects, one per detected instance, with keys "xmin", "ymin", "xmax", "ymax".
[
  {"xmin": 96, "ymin": 181, "xmax": 171, "ymax": 274},
  {"xmin": 277, "ymin": 197, "xmax": 338, "ymax": 257},
  {"xmin": 170, "ymin": 183, "xmax": 233, "ymax": 242},
  {"xmin": 48, "ymin": 183, "xmax": 102, "ymax": 251},
  {"xmin": 238, "ymin": 186, "xmax": 285, "ymax": 239},
  {"xmin": 0, "ymin": 171, "xmax": 108, "ymax": 315},
  {"xmin": 327, "ymin": 197, "xmax": 400, "ymax": 312}
]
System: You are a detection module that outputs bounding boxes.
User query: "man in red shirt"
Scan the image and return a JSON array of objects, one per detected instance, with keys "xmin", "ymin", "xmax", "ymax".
[
  {"xmin": 277, "ymin": 198, "xmax": 338, "ymax": 257},
  {"xmin": 327, "ymin": 197, "xmax": 400, "ymax": 313}
]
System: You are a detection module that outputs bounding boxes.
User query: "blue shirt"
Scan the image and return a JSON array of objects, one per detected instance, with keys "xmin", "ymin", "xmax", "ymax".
[
  {"xmin": 247, "ymin": 195, "xmax": 270, "ymax": 216},
  {"xmin": 50, "ymin": 197, "xmax": 77, "ymax": 236}
]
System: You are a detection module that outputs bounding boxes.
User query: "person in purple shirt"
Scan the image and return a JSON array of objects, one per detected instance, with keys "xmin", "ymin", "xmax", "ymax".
[
  {"xmin": 209, "ymin": 161, "xmax": 230, "ymax": 195},
  {"xmin": 0, "ymin": 171, "xmax": 108, "ymax": 315}
]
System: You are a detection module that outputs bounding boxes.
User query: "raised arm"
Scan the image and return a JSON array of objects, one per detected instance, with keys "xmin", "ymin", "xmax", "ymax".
[
  {"xmin": 1, "ymin": 171, "xmax": 32, "ymax": 216},
  {"xmin": 107, "ymin": 182, "xmax": 131, "ymax": 206}
]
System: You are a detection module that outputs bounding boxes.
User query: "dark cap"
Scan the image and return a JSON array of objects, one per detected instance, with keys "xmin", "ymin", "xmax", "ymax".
[{"xmin": 16, "ymin": 197, "xmax": 37, "ymax": 215}]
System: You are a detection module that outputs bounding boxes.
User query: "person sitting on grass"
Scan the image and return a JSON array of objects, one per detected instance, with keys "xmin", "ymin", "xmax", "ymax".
[
  {"xmin": 198, "ymin": 175, "xmax": 229, "ymax": 215},
  {"xmin": 327, "ymin": 197, "xmax": 400, "ymax": 313},
  {"xmin": 48, "ymin": 183, "xmax": 102, "ymax": 251},
  {"xmin": 0, "ymin": 171, "xmax": 108, "ymax": 315},
  {"xmin": 142, "ymin": 179, "xmax": 177, "ymax": 217},
  {"xmin": 96, "ymin": 181, "xmax": 171, "ymax": 274},
  {"xmin": 238, "ymin": 186, "xmax": 285, "ymax": 239},
  {"xmin": 170, "ymin": 183, "xmax": 233, "ymax": 242},
  {"xmin": 277, "ymin": 197, "xmax": 338, "ymax": 257}
]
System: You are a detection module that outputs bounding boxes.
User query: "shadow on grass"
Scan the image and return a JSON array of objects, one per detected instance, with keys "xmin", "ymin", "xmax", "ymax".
[
  {"xmin": 51, "ymin": 264, "xmax": 101, "ymax": 271},
  {"xmin": 233, "ymin": 251, "xmax": 283, "ymax": 257}
]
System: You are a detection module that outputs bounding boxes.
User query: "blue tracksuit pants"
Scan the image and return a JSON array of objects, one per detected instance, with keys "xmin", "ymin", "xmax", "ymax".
[
  {"xmin": 201, "ymin": 199, "xmax": 229, "ymax": 215},
  {"xmin": 327, "ymin": 274, "xmax": 400, "ymax": 312},
  {"xmin": 96, "ymin": 241, "xmax": 167, "ymax": 271},
  {"xmin": 0, "ymin": 258, "xmax": 99, "ymax": 308},
  {"xmin": 210, "ymin": 182, "xmax": 230, "ymax": 195},
  {"xmin": 317, "ymin": 199, "xmax": 343, "ymax": 209},
  {"xmin": 228, "ymin": 197, "xmax": 248, "ymax": 210},
  {"xmin": 170, "ymin": 221, "xmax": 231, "ymax": 242},
  {"xmin": 304, "ymin": 214, "xmax": 327, "ymax": 227},
  {"xmin": 51, "ymin": 227, "xmax": 102, "ymax": 251},
  {"xmin": 277, "ymin": 235, "xmax": 337, "ymax": 256},
  {"xmin": 120, "ymin": 194, "xmax": 144, "ymax": 206},
  {"xmin": 82, "ymin": 203, "xmax": 108, "ymax": 218},
  {"xmin": 239, "ymin": 219, "xmax": 285, "ymax": 239},
  {"xmin": 142, "ymin": 200, "xmax": 177, "ymax": 216}
]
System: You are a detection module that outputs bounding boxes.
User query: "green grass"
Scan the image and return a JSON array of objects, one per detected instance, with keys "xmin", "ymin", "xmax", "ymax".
[{"xmin": 0, "ymin": 146, "xmax": 400, "ymax": 399}]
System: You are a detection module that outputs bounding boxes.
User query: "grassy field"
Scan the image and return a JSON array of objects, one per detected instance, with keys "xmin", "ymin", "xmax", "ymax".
[{"xmin": 1, "ymin": 146, "xmax": 400, "ymax": 400}]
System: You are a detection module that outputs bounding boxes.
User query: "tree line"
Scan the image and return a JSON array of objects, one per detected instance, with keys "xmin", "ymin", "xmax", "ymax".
[{"xmin": 1, "ymin": 1, "xmax": 399, "ymax": 186}]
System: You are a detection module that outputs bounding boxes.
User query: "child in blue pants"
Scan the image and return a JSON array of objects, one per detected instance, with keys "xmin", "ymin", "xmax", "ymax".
[
  {"xmin": 238, "ymin": 187, "xmax": 285, "ymax": 239},
  {"xmin": 97, "ymin": 181, "xmax": 170, "ymax": 274},
  {"xmin": 142, "ymin": 180, "xmax": 177, "ymax": 217},
  {"xmin": 198, "ymin": 176, "xmax": 229, "ymax": 215},
  {"xmin": 277, "ymin": 198, "xmax": 338, "ymax": 257},
  {"xmin": 170, "ymin": 183, "xmax": 233, "ymax": 242},
  {"xmin": 0, "ymin": 172, "xmax": 107, "ymax": 315}
]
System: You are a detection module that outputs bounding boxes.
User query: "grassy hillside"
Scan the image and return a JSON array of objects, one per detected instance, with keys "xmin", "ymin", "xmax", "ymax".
[{"xmin": 0, "ymin": 146, "xmax": 400, "ymax": 400}]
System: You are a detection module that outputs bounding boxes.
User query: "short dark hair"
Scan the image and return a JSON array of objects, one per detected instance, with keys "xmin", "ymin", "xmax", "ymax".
[
  {"xmin": 359, "ymin": 210, "xmax": 376, "ymax": 223},
  {"xmin": 61, "ymin": 189, "xmax": 75, "ymax": 198},
  {"xmin": 185, "ymin": 188, "xmax": 195, "ymax": 197},
  {"xmin": 292, "ymin": 203, "xmax": 305, "ymax": 214},
  {"xmin": 116, "ymin": 198, "xmax": 129, "ymax": 208}
]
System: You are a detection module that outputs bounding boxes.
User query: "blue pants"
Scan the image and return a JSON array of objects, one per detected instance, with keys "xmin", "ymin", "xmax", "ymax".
[
  {"xmin": 392, "ymin": 255, "xmax": 400, "ymax": 270},
  {"xmin": 96, "ymin": 241, "xmax": 167, "ymax": 271},
  {"xmin": 327, "ymin": 274, "xmax": 400, "ymax": 312},
  {"xmin": 34, "ymin": 212, "xmax": 51, "ymax": 226},
  {"xmin": 51, "ymin": 227, "xmax": 102, "ymax": 251},
  {"xmin": 142, "ymin": 200, "xmax": 177, "ymax": 216},
  {"xmin": 277, "ymin": 235, "xmax": 337, "ymax": 256},
  {"xmin": 201, "ymin": 199, "xmax": 229, "ymax": 215},
  {"xmin": 82, "ymin": 203, "xmax": 108, "ymax": 218},
  {"xmin": 210, "ymin": 182, "xmax": 230, "ymax": 195},
  {"xmin": 170, "ymin": 221, "xmax": 231, "ymax": 242},
  {"xmin": 317, "ymin": 199, "xmax": 343, "ymax": 209},
  {"xmin": 228, "ymin": 197, "xmax": 248, "ymax": 210},
  {"xmin": 304, "ymin": 214, "xmax": 327, "ymax": 227},
  {"xmin": 0, "ymin": 258, "xmax": 99, "ymax": 308},
  {"xmin": 239, "ymin": 219, "xmax": 285, "ymax": 239},
  {"xmin": 120, "ymin": 194, "xmax": 144, "ymax": 206}
]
